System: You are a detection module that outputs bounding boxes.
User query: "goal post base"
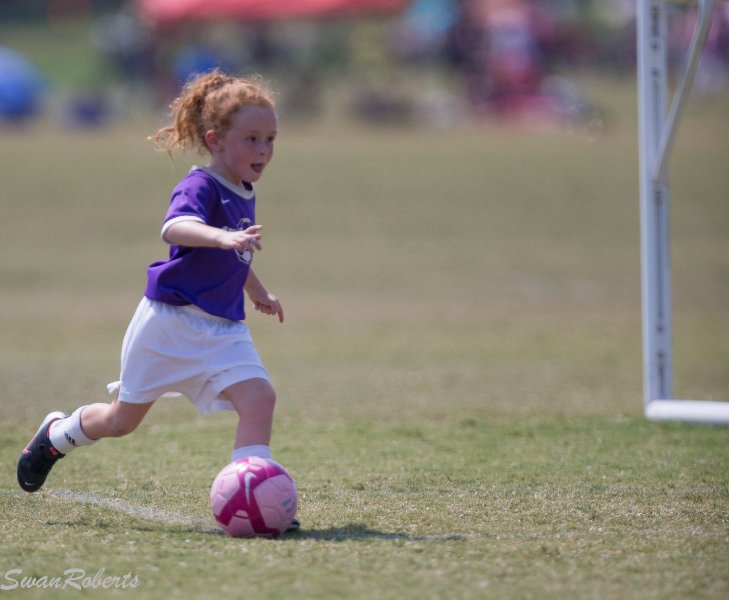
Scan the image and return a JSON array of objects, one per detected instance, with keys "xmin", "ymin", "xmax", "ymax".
[
  {"xmin": 637, "ymin": 1, "xmax": 727, "ymax": 424},
  {"xmin": 645, "ymin": 400, "xmax": 729, "ymax": 425}
]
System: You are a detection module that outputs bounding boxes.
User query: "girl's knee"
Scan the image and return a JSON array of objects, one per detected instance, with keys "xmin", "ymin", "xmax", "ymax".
[
  {"xmin": 225, "ymin": 378, "xmax": 276, "ymax": 412},
  {"xmin": 247, "ymin": 380, "xmax": 276, "ymax": 411},
  {"xmin": 260, "ymin": 381, "xmax": 276, "ymax": 406}
]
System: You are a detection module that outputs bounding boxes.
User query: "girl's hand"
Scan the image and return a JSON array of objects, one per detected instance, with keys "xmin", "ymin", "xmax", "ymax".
[
  {"xmin": 251, "ymin": 292, "xmax": 284, "ymax": 323},
  {"xmin": 218, "ymin": 225, "xmax": 262, "ymax": 253},
  {"xmin": 244, "ymin": 262, "xmax": 283, "ymax": 323}
]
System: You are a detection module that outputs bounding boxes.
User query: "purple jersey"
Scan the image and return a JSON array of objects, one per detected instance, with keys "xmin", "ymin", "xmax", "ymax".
[{"xmin": 145, "ymin": 167, "xmax": 256, "ymax": 321}]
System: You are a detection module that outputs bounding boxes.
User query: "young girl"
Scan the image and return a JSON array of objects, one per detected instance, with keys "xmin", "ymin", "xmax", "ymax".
[{"xmin": 17, "ymin": 70, "xmax": 296, "ymax": 529}]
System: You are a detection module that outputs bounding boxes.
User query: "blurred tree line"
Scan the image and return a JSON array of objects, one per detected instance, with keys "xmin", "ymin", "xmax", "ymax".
[{"xmin": 0, "ymin": 0, "xmax": 725, "ymax": 129}]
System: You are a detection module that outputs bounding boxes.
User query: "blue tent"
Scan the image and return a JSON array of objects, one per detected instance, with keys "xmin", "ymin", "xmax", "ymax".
[{"xmin": 0, "ymin": 47, "xmax": 46, "ymax": 121}]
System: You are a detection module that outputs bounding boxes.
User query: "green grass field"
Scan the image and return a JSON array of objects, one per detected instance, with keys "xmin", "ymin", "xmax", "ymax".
[{"xmin": 1, "ymin": 71, "xmax": 728, "ymax": 599}]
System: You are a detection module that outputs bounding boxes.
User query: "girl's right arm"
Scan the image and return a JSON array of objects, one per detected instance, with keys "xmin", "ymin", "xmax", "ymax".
[{"xmin": 164, "ymin": 220, "xmax": 262, "ymax": 253}]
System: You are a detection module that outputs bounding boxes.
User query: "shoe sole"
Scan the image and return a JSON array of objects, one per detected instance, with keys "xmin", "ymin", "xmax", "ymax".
[{"xmin": 17, "ymin": 411, "xmax": 68, "ymax": 492}]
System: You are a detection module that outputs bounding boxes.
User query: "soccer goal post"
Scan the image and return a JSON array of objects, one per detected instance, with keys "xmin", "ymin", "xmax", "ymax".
[{"xmin": 637, "ymin": 0, "xmax": 729, "ymax": 424}]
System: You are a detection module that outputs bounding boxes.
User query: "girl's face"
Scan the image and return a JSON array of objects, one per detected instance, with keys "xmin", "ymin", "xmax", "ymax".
[{"xmin": 206, "ymin": 104, "xmax": 277, "ymax": 185}]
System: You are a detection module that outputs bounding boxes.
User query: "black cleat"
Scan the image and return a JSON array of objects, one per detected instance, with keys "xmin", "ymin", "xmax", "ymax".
[
  {"xmin": 17, "ymin": 411, "xmax": 68, "ymax": 493},
  {"xmin": 286, "ymin": 518, "xmax": 300, "ymax": 533}
]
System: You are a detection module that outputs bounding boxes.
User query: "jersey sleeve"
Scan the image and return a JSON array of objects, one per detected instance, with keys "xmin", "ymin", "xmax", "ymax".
[{"xmin": 160, "ymin": 172, "xmax": 216, "ymax": 242}]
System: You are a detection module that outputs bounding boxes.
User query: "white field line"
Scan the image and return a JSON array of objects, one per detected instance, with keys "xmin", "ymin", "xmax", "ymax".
[
  {"xmin": 39, "ymin": 490, "xmax": 724, "ymax": 543},
  {"xmin": 48, "ymin": 488, "xmax": 223, "ymax": 534},
  {"xmin": 45, "ymin": 489, "xmax": 477, "ymax": 541}
]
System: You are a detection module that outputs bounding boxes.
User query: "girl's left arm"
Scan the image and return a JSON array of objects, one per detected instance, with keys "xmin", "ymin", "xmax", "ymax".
[{"xmin": 245, "ymin": 269, "xmax": 284, "ymax": 323}]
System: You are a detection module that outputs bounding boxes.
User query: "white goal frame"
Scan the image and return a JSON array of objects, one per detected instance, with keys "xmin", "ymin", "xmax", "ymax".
[{"xmin": 637, "ymin": 0, "xmax": 729, "ymax": 424}]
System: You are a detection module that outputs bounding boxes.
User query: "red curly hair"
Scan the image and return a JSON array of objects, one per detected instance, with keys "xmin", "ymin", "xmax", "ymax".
[{"xmin": 152, "ymin": 70, "xmax": 275, "ymax": 155}]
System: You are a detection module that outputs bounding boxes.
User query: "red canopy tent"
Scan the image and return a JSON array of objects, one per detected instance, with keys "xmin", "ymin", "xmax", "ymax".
[{"xmin": 137, "ymin": 0, "xmax": 411, "ymax": 27}]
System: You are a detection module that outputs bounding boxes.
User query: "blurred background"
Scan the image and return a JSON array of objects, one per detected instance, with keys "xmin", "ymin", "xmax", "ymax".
[
  {"xmin": 1, "ymin": 0, "xmax": 727, "ymax": 131},
  {"xmin": 0, "ymin": 1, "xmax": 727, "ymax": 417}
]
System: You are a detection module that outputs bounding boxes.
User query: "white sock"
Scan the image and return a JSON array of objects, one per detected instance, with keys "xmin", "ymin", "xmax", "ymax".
[
  {"xmin": 231, "ymin": 444, "xmax": 271, "ymax": 462},
  {"xmin": 49, "ymin": 406, "xmax": 97, "ymax": 454}
]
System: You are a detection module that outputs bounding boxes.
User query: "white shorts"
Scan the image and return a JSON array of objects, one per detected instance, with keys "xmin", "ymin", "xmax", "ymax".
[{"xmin": 107, "ymin": 298, "xmax": 270, "ymax": 414}]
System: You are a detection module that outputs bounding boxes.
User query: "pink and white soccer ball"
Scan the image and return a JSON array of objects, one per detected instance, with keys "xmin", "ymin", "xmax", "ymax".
[{"xmin": 209, "ymin": 457, "xmax": 298, "ymax": 538}]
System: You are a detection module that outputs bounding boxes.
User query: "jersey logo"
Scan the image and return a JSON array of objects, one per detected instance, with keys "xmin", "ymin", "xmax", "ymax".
[{"xmin": 223, "ymin": 218, "xmax": 254, "ymax": 264}]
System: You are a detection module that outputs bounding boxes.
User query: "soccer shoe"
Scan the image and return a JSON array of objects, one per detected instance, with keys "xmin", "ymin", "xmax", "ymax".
[
  {"xmin": 286, "ymin": 518, "xmax": 300, "ymax": 533},
  {"xmin": 17, "ymin": 411, "xmax": 69, "ymax": 493}
]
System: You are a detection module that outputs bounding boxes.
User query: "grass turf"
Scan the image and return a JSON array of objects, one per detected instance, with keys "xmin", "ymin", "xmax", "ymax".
[{"xmin": 0, "ymin": 73, "xmax": 727, "ymax": 598}]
